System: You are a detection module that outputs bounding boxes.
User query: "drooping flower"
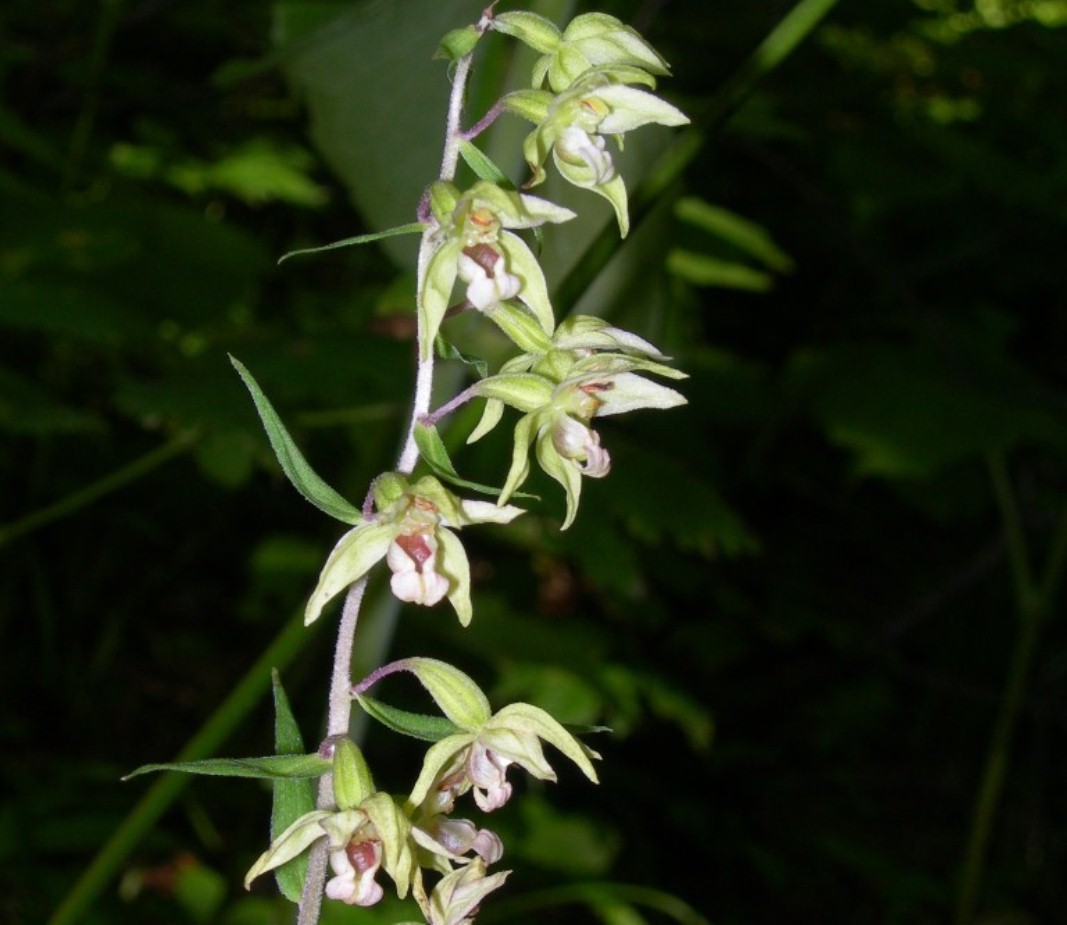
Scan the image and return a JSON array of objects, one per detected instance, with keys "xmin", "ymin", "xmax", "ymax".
[
  {"xmin": 426, "ymin": 858, "xmax": 511, "ymax": 925},
  {"xmin": 407, "ymin": 701, "xmax": 600, "ymax": 815},
  {"xmin": 506, "ymin": 70, "xmax": 689, "ymax": 236},
  {"xmin": 469, "ymin": 347, "xmax": 686, "ymax": 528},
  {"xmin": 304, "ymin": 474, "xmax": 524, "ymax": 626}
]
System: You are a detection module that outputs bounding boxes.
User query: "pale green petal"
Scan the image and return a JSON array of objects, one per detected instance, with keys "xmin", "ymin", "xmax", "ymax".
[
  {"xmin": 479, "ymin": 725, "xmax": 556, "ymax": 781},
  {"xmin": 594, "ymin": 85, "xmax": 689, "ymax": 133},
  {"xmin": 362, "ymin": 792, "xmax": 416, "ymax": 899},
  {"xmin": 498, "ymin": 413, "xmax": 539, "ymax": 506},
  {"xmin": 474, "ymin": 372, "xmax": 554, "ymax": 413},
  {"xmin": 459, "ymin": 499, "xmax": 525, "ymax": 525},
  {"xmin": 593, "ymin": 372, "xmax": 687, "ymax": 416},
  {"xmin": 467, "ymin": 397, "xmax": 505, "ymax": 444},
  {"xmin": 511, "ymin": 194, "xmax": 576, "ymax": 228},
  {"xmin": 491, "ymin": 703, "xmax": 600, "ymax": 783},
  {"xmin": 406, "ymin": 733, "xmax": 475, "ymax": 810},
  {"xmin": 594, "ymin": 173, "xmax": 630, "ymax": 238},
  {"xmin": 244, "ymin": 810, "xmax": 333, "ymax": 889},
  {"xmin": 499, "ymin": 231, "xmax": 555, "ymax": 333},
  {"xmin": 436, "ymin": 527, "xmax": 472, "ymax": 627},
  {"xmin": 552, "ymin": 315, "xmax": 666, "ymax": 358},
  {"xmin": 305, "ymin": 523, "xmax": 395, "ymax": 625}
]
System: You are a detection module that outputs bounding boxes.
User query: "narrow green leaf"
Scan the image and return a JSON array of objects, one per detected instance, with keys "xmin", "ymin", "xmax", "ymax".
[
  {"xmin": 230, "ymin": 356, "xmax": 363, "ymax": 524},
  {"xmin": 458, "ymin": 141, "xmax": 514, "ymax": 189},
  {"xmin": 355, "ymin": 694, "xmax": 462, "ymax": 742},
  {"xmin": 271, "ymin": 671, "xmax": 315, "ymax": 904},
  {"xmin": 435, "ymin": 334, "xmax": 489, "ymax": 379},
  {"xmin": 122, "ymin": 753, "xmax": 331, "ymax": 781},
  {"xmin": 413, "ymin": 422, "xmax": 538, "ymax": 500},
  {"xmin": 277, "ymin": 222, "xmax": 425, "ymax": 264}
]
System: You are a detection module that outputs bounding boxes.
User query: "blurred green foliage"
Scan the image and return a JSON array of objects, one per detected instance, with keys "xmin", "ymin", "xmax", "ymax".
[{"xmin": 1, "ymin": 1, "xmax": 1065, "ymax": 924}]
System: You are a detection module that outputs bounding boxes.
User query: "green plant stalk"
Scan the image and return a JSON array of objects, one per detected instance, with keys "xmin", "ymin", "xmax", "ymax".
[
  {"xmin": 0, "ymin": 431, "xmax": 198, "ymax": 549},
  {"xmin": 954, "ymin": 453, "xmax": 1062, "ymax": 924},
  {"xmin": 955, "ymin": 609, "xmax": 1040, "ymax": 925},
  {"xmin": 47, "ymin": 607, "xmax": 314, "ymax": 925}
]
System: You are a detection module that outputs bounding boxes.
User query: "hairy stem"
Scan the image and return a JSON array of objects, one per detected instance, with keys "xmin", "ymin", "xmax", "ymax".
[{"xmin": 300, "ymin": 21, "xmax": 490, "ymax": 922}]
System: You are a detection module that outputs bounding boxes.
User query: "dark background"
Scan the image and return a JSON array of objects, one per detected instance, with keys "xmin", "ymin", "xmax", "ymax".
[{"xmin": 2, "ymin": 1, "xmax": 1065, "ymax": 923}]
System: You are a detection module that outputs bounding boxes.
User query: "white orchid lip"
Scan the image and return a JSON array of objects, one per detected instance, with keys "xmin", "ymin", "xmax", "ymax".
[
  {"xmin": 458, "ymin": 247, "xmax": 522, "ymax": 311},
  {"xmin": 556, "ymin": 126, "xmax": 615, "ymax": 186}
]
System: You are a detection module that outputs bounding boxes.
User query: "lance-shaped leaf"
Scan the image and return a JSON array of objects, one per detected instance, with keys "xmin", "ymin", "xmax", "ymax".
[
  {"xmin": 355, "ymin": 694, "xmax": 462, "ymax": 742},
  {"xmin": 231, "ymin": 356, "xmax": 363, "ymax": 524},
  {"xmin": 124, "ymin": 753, "xmax": 331, "ymax": 781},
  {"xmin": 277, "ymin": 222, "xmax": 425, "ymax": 264},
  {"xmin": 271, "ymin": 671, "xmax": 316, "ymax": 903},
  {"xmin": 458, "ymin": 141, "xmax": 513, "ymax": 188}
]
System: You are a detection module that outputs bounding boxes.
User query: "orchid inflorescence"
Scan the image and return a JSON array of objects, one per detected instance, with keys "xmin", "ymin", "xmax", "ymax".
[{"xmin": 127, "ymin": 8, "xmax": 688, "ymax": 925}]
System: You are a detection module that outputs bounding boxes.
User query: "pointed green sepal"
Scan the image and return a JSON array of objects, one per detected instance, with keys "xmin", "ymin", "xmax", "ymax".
[
  {"xmin": 362, "ymin": 792, "xmax": 417, "ymax": 899},
  {"xmin": 305, "ymin": 522, "xmax": 395, "ymax": 625},
  {"xmin": 489, "ymin": 702, "xmax": 600, "ymax": 783},
  {"xmin": 491, "ymin": 10, "xmax": 562, "ymax": 54},
  {"xmin": 498, "ymin": 231, "xmax": 555, "ymax": 333},
  {"xmin": 397, "ymin": 657, "xmax": 492, "ymax": 729}
]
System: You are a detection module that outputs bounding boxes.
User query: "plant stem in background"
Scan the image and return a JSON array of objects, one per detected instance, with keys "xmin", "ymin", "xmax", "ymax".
[{"xmin": 955, "ymin": 452, "xmax": 1066, "ymax": 924}]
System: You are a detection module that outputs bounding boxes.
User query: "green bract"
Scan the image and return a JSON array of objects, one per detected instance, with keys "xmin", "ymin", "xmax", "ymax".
[{"xmin": 304, "ymin": 475, "xmax": 524, "ymax": 626}]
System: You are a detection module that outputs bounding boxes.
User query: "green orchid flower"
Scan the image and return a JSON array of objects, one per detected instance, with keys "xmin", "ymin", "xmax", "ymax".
[
  {"xmin": 469, "ymin": 348, "xmax": 687, "ymax": 528},
  {"xmin": 244, "ymin": 740, "xmax": 416, "ymax": 908},
  {"xmin": 507, "ymin": 70, "xmax": 688, "ymax": 236},
  {"xmin": 427, "ymin": 859, "xmax": 510, "ymax": 925},
  {"xmin": 304, "ymin": 474, "xmax": 523, "ymax": 627},
  {"xmin": 418, "ymin": 180, "xmax": 574, "ymax": 358}
]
